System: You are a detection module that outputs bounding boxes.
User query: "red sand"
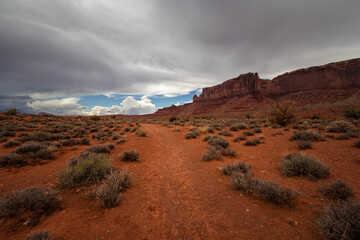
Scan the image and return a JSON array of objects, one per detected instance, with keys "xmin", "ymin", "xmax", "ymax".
[{"xmin": 1, "ymin": 123, "xmax": 360, "ymax": 239}]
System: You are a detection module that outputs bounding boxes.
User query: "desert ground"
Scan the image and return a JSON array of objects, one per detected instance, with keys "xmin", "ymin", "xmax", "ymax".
[{"xmin": 0, "ymin": 112, "xmax": 359, "ymax": 240}]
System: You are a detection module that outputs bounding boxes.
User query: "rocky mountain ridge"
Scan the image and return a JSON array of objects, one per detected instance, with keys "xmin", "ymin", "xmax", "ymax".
[{"xmin": 156, "ymin": 58, "xmax": 360, "ymax": 115}]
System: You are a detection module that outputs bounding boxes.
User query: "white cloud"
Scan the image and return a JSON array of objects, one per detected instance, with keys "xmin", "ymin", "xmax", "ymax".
[
  {"xmin": 27, "ymin": 96, "xmax": 156, "ymax": 115},
  {"xmin": 28, "ymin": 97, "xmax": 86, "ymax": 115}
]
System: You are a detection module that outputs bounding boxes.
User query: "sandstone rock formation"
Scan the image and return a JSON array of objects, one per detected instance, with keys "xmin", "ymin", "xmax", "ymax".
[{"xmin": 155, "ymin": 58, "xmax": 360, "ymax": 116}]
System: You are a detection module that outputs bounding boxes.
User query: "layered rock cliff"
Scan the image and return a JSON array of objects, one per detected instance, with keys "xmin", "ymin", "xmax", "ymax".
[{"xmin": 155, "ymin": 58, "xmax": 360, "ymax": 115}]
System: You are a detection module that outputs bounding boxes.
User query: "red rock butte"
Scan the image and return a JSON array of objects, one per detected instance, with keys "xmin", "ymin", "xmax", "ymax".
[{"xmin": 156, "ymin": 58, "xmax": 360, "ymax": 115}]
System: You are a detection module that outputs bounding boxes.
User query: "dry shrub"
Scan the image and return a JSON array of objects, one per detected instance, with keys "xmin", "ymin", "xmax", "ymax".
[
  {"xmin": 184, "ymin": 132, "xmax": 199, "ymax": 139},
  {"xmin": 201, "ymin": 146, "xmax": 223, "ymax": 162},
  {"xmin": 26, "ymin": 230, "xmax": 52, "ymax": 240},
  {"xmin": 0, "ymin": 187, "xmax": 61, "ymax": 218},
  {"xmin": 253, "ymin": 127, "xmax": 262, "ymax": 133},
  {"xmin": 242, "ymin": 131, "xmax": 255, "ymax": 136},
  {"xmin": 207, "ymin": 136, "xmax": 229, "ymax": 148},
  {"xmin": 281, "ymin": 152, "xmax": 329, "ymax": 180},
  {"xmin": 120, "ymin": 150, "xmax": 140, "ymax": 162},
  {"xmin": 255, "ymin": 179, "xmax": 295, "ymax": 206},
  {"xmin": 3, "ymin": 140, "xmax": 21, "ymax": 148},
  {"xmin": 230, "ymin": 172, "xmax": 255, "ymax": 193},
  {"xmin": 135, "ymin": 129, "xmax": 147, "ymax": 137},
  {"xmin": 202, "ymin": 136, "xmax": 235, "ymax": 161},
  {"xmin": 96, "ymin": 172, "xmax": 123, "ymax": 207},
  {"xmin": 0, "ymin": 153, "xmax": 24, "ymax": 166},
  {"xmin": 244, "ymin": 137, "xmax": 262, "ymax": 146},
  {"xmin": 296, "ymin": 140, "xmax": 313, "ymax": 149},
  {"xmin": 290, "ymin": 130, "xmax": 323, "ymax": 141},
  {"xmin": 269, "ymin": 101, "xmax": 298, "ymax": 126},
  {"xmin": 335, "ymin": 133, "xmax": 350, "ymax": 140},
  {"xmin": 218, "ymin": 130, "xmax": 233, "ymax": 136},
  {"xmin": 319, "ymin": 179, "xmax": 354, "ymax": 201},
  {"xmin": 316, "ymin": 201, "xmax": 360, "ymax": 240},
  {"xmin": 233, "ymin": 135, "xmax": 247, "ymax": 142},
  {"xmin": 81, "ymin": 143, "xmax": 114, "ymax": 156},
  {"xmin": 221, "ymin": 161, "xmax": 252, "ymax": 175},
  {"xmin": 326, "ymin": 120, "xmax": 356, "ymax": 133},
  {"xmin": 354, "ymin": 139, "xmax": 360, "ymax": 148}
]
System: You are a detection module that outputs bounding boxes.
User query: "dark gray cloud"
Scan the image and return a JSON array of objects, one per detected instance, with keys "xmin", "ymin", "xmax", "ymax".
[
  {"xmin": 1, "ymin": 0, "xmax": 360, "ymax": 102},
  {"xmin": 0, "ymin": 95, "xmax": 35, "ymax": 113}
]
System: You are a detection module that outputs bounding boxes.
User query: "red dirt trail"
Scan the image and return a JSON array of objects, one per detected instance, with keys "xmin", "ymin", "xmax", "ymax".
[{"xmin": 1, "ymin": 124, "xmax": 360, "ymax": 239}]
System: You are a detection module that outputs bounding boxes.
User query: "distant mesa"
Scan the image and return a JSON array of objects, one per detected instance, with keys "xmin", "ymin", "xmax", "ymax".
[{"xmin": 155, "ymin": 58, "xmax": 360, "ymax": 115}]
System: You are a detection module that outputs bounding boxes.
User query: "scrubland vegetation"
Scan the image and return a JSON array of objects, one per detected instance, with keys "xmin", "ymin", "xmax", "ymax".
[{"xmin": 0, "ymin": 106, "xmax": 359, "ymax": 239}]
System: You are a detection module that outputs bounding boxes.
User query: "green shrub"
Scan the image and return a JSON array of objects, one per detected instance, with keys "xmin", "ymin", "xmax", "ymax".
[
  {"xmin": 269, "ymin": 101, "xmax": 298, "ymax": 126},
  {"xmin": 296, "ymin": 140, "xmax": 313, "ymax": 149},
  {"xmin": 221, "ymin": 161, "xmax": 251, "ymax": 175},
  {"xmin": 326, "ymin": 120, "xmax": 356, "ymax": 133},
  {"xmin": 255, "ymin": 179, "xmax": 295, "ymax": 206},
  {"xmin": 0, "ymin": 187, "xmax": 61, "ymax": 218},
  {"xmin": 316, "ymin": 201, "xmax": 360, "ymax": 240},
  {"xmin": 290, "ymin": 130, "xmax": 323, "ymax": 141},
  {"xmin": 281, "ymin": 153, "xmax": 329, "ymax": 180},
  {"xmin": 58, "ymin": 153, "xmax": 112, "ymax": 188},
  {"xmin": 319, "ymin": 179, "xmax": 354, "ymax": 201},
  {"xmin": 120, "ymin": 150, "xmax": 139, "ymax": 162},
  {"xmin": 26, "ymin": 230, "xmax": 52, "ymax": 240}
]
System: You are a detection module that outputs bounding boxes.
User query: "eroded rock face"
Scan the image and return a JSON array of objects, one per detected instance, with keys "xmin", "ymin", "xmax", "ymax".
[
  {"xmin": 155, "ymin": 58, "xmax": 360, "ymax": 115},
  {"xmin": 194, "ymin": 72, "xmax": 262, "ymax": 102},
  {"xmin": 262, "ymin": 58, "xmax": 360, "ymax": 97}
]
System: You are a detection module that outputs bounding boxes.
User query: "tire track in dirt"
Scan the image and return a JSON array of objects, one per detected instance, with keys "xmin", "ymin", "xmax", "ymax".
[{"xmin": 136, "ymin": 124, "xmax": 214, "ymax": 239}]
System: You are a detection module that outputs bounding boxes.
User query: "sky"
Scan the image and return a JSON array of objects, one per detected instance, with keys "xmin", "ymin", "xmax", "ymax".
[{"xmin": 1, "ymin": 0, "xmax": 360, "ymax": 115}]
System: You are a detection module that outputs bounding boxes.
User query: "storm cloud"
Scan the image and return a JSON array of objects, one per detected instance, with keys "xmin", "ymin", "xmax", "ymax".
[{"xmin": 1, "ymin": 0, "xmax": 360, "ymax": 114}]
